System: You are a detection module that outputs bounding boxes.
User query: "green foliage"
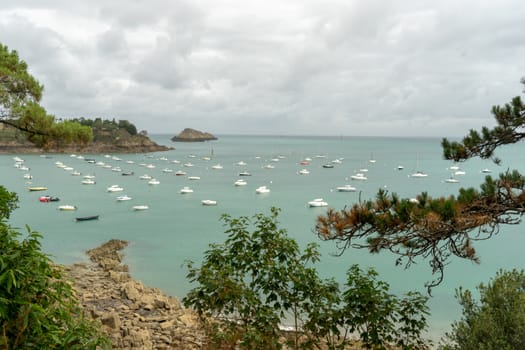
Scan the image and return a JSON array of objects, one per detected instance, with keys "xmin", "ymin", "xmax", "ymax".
[
  {"xmin": 0, "ymin": 187, "xmax": 18, "ymax": 220},
  {"xmin": 442, "ymin": 82, "xmax": 525, "ymax": 163},
  {"xmin": 0, "ymin": 43, "xmax": 42, "ymax": 111},
  {"xmin": 184, "ymin": 207, "xmax": 323, "ymax": 349},
  {"xmin": 0, "ymin": 42, "xmax": 93, "ymax": 147},
  {"xmin": 73, "ymin": 117, "xmax": 140, "ymax": 142},
  {"xmin": 336, "ymin": 265, "xmax": 430, "ymax": 350},
  {"xmin": 75, "ymin": 117, "xmax": 137, "ymax": 133},
  {"xmin": 441, "ymin": 269, "xmax": 525, "ymax": 350},
  {"xmin": 184, "ymin": 208, "xmax": 431, "ymax": 350},
  {"xmin": 118, "ymin": 119, "xmax": 138, "ymax": 135},
  {"xmin": 0, "ymin": 186, "xmax": 109, "ymax": 349}
]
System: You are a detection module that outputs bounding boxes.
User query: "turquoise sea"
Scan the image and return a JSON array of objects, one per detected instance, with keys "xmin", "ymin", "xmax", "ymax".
[{"xmin": 2, "ymin": 134, "xmax": 525, "ymax": 341}]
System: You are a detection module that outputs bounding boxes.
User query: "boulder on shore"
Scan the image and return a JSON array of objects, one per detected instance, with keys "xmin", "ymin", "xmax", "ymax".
[{"xmin": 171, "ymin": 128, "xmax": 217, "ymax": 142}]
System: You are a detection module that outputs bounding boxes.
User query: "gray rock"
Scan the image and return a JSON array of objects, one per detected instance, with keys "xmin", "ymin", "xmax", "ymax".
[{"xmin": 171, "ymin": 128, "xmax": 217, "ymax": 142}]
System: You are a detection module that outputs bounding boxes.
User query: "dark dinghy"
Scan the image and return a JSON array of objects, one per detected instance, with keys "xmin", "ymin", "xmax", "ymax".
[{"xmin": 75, "ymin": 215, "xmax": 99, "ymax": 222}]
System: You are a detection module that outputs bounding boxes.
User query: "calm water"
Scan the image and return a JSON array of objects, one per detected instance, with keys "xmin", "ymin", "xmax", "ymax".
[{"xmin": 2, "ymin": 134, "xmax": 524, "ymax": 341}]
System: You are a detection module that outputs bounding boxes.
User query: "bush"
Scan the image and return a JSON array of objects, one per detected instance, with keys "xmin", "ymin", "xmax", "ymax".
[
  {"xmin": 184, "ymin": 207, "xmax": 431, "ymax": 350},
  {"xmin": 441, "ymin": 269, "xmax": 525, "ymax": 350},
  {"xmin": 0, "ymin": 186, "xmax": 109, "ymax": 349},
  {"xmin": 184, "ymin": 208, "xmax": 327, "ymax": 349}
]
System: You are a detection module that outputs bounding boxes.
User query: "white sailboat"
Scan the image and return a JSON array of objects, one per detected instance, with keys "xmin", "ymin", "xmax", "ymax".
[{"xmin": 410, "ymin": 154, "xmax": 428, "ymax": 178}]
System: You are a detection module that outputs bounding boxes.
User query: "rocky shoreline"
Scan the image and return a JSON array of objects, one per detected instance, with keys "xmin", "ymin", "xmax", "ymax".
[
  {"xmin": 65, "ymin": 239, "xmax": 205, "ymax": 349},
  {"xmin": 0, "ymin": 140, "xmax": 172, "ymax": 154},
  {"xmin": 65, "ymin": 240, "xmax": 374, "ymax": 350}
]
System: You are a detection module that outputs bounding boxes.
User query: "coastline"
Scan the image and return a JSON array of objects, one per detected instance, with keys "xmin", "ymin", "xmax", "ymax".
[
  {"xmin": 0, "ymin": 142, "xmax": 173, "ymax": 154},
  {"xmin": 65, "ymin": 239, "xmax": 204, "ymax": 349},
  {"xmin": 0, "ymin": 123, "xmax": 173, "ymax": 154},
  {"xmin": 66, "ymin": 240, "xmax": 401, "ymax": 350}
]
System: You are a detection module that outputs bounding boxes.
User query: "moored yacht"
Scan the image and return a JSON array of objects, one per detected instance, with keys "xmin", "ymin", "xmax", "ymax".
[
  {"xmin": 336, "ymin": 184, "xmax": 357, "ymax": 192},
  {"xmin": 308, "ymin": 198, "xmax": 328, "ymax": 207},
  {"xmin": 255, "ymin": 186, "xmax": 270, "ymax": 194}
]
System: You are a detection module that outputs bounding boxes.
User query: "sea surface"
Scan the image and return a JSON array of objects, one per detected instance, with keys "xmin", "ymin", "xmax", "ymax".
[{"xmin": 2, "ymin": 134, "xmax": 525, "ymax": 342}]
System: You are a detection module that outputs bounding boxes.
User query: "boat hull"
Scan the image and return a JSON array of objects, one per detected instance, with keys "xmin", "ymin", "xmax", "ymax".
[
  {"xmin": 76, "ymin": 215, "xmax": 99, "ymax": 221},
  {"xmin": 29, "ymin": 187, "xmax": 48, "ymax": 191}
]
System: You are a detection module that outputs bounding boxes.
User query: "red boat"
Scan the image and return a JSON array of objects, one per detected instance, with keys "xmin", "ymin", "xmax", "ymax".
[{"xmin": 39, "ymin": 195, "xmax": 60, "ymax": 202}]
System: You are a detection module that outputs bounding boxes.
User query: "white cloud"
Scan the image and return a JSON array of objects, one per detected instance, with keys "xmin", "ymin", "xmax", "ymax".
[{"xmin": 1, "ymin": 0, "xmax": 524, "ymax": 136}]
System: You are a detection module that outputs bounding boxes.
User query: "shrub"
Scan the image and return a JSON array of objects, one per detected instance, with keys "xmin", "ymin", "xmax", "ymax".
[
  {"xmin": 0, "ymin": 186, "xmax": 109, "ymax": 349},
  {"xmin": 441, "ymin": 269, "xmax": 525, "ymax": 350},
  {"xmin": 184, "ymin": 207, "xmax": 431, "ymax": 350}
]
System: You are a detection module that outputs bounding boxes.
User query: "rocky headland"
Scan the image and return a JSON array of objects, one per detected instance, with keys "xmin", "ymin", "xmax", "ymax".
[
  {"xmin": 0, "ymin": 123, "xmax": 173, "ymax": 154},
  {"xmin": 171, "ymin": 128, "xmax": 217, "ymax": 142},
  {"xmin": 65, "ymin": 239, "xmax": 204, "ymax": 349}
]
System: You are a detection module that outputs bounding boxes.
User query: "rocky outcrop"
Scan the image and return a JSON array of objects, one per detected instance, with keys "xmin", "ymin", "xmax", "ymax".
[
  {"xmin": 171, "ymin": 128, "xmax": 217, "ymax": 142},
  {"xmin": 0, "ymin": 123, "xmax": 42, "ymax": 153},
  {"xmin": 65, "ymin": 239, "xmax": 205, "ymax": 350},
  {"xmin": 0, "ymin": 123, "xmax": 173, "ymax": 154},
  {"xmin": 68, "ymin": 135, "xmax": 173, "ymax": 154}
]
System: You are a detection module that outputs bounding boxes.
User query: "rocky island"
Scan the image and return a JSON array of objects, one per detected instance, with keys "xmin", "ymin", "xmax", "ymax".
[{"xmin": 171, "ymin": 128, "xmax": 217, "ymax": 142}]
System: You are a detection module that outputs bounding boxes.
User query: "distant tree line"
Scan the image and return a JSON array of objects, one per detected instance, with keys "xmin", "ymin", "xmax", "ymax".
[{"xmin": 72, "ymin": 117, "xmax": 138, "ymax": 136}]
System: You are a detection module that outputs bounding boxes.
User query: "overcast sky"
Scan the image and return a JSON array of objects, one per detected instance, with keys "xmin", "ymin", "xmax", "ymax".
[{"xmin": 1, "ymin": 1, "xmax": 524, "ymax": 137}]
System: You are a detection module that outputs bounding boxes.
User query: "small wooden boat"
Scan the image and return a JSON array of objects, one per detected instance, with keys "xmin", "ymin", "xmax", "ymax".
[{"xmin": 76, "ymin": 215, "xmax": 99, "ymax": 221}]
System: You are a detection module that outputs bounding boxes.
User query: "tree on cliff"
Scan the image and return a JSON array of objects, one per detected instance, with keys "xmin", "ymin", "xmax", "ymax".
[
  {"xmin": 0, "ymin": 43, "xmax": 92, "ymax": 147},
  {"xmin": 0, "ymin": 185, "xmax": 109, "ymax": 349},
  {"xmin": 315, "ymin": 78, "xmax": 525, "ymax": 291}
]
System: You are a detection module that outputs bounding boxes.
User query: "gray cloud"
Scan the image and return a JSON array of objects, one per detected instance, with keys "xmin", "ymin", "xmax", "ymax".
[{"xmin": 1, "ymin": 0, "xmax": 524, "ymax": 136}]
